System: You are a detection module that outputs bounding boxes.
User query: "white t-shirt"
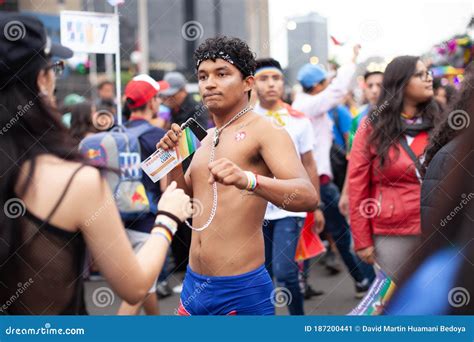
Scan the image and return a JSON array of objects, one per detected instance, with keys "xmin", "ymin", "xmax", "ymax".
[
  {"xmin": 292, "ymin": 63, "xmax": 356, "ymax": 179},
  {"xmin": 254, "ymin": 102, "xmax": 315, "ymax": 220}
]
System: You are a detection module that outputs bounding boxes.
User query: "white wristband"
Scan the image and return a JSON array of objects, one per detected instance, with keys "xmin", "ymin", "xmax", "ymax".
[
  {"xmin": 244, "ymin": 171, "xmax": 258, "ymax": 191},
  {"xmin": 154, "ymin": 215, "xmax": 178, "ymax": 236}
]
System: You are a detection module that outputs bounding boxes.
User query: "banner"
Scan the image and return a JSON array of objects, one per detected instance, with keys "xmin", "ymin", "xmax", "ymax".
[
  {"xmin": 349, "ymin": 264, "xmax": 396, "ymax": 316},
  {"xmin": 60, "ymin": 11, "xmax": 119, "ymax": 54}
]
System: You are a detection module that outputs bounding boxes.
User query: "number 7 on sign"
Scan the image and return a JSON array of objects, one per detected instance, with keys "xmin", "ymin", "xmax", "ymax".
[{"xmin": 100, "ymin": 23, "xmax": 109, "ymax": 44}]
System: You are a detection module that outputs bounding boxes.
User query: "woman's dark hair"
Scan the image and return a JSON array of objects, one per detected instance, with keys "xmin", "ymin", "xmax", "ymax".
[
  {"xmin": 424, "ymin": 65, "xmax": 473, "ymax": 171},
  {"xmin": 366, "ymin": 56, "xmax": 439, "ymax": 167},
  {"xmin": 0, "ymin": 61, "xmax": 86, "ymax": 263},
  {"xmin": 441, "ymin": 84, "xmax": 457, "ymax": 107},
  {"xmin": 63, "ymin": 101, "xmax": 97, "ymax": 143}
]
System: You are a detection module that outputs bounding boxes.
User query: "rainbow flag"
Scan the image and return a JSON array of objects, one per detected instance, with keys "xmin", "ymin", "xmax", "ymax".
[
  {"xmin": 431, "ymin": 66, "xmax": 464, "ymax": 78},
  {"xmin": 349, "ymin": 264, "xmax": 396, "ymax": 315},
  {"xmin": 176, "ymin": 126, "xmax": 202, "ymax": 161}
]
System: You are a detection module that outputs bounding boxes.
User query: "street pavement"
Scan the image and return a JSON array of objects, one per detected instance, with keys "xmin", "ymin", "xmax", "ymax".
[{"xmin": 84, "ymin": 256, "xmax": 361, "ymax": 316}]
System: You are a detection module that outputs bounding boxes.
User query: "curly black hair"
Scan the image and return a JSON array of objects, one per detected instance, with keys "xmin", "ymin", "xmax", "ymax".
[{"xmin": 193, "ymin": 36, "xmax": 256, "ymax": 78}]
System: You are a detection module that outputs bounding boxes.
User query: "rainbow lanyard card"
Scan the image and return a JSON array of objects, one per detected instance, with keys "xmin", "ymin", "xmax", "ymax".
[{"xmin": 141, "ymin": 119, "xmax": 207, "ymax": 183}]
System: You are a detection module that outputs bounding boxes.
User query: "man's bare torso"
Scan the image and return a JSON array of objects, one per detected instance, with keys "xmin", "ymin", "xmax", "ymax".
[{"xmin": 188, "ymin": 113, "xmax": 272, "ymax": 276}]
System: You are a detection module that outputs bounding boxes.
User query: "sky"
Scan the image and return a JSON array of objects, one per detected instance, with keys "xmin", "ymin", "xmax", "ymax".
[{"xmin": 268, "ymin": 0, "xmax": 473, "ymax": 67}]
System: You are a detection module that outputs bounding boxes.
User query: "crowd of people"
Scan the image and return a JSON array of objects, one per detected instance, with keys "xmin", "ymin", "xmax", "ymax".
[{"xmin": 0, "ymin": 12, "xmax": 472, "ymax": 316}]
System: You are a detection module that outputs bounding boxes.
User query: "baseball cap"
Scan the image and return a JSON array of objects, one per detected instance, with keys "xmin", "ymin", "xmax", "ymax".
[
  {"xmin": 124, "ymin": 74, "xmax": 170, "ymax": 109},
  {"xmin": 0, "ymin": 13, "xmax": 73, "ymax": 85},
  {"xmin": 160, "ymin": 72, "xmax": 187, "ymax": 97},
  {"xmin": 297, "ymin": 63, "xmax": 328, "ymax": 89}
]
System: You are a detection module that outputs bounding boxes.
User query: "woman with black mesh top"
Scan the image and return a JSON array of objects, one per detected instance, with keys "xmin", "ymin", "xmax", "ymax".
[{"xmin": 0, "ymin": 13, "xmax": 190, "ymax": 315}]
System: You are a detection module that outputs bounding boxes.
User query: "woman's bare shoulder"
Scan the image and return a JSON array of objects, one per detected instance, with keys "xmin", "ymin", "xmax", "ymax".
[{"xmin": 32, "ymin": 155, "xmax": 103, "ymax": 191}]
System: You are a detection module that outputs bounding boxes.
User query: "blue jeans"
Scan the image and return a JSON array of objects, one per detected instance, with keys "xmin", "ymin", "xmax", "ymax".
[
  {"xmin": 263, "ymin": 217, "xmax": 305, "ymax": 315},
  {"xmin": 320, "ymin": 181, "xmax": 375, "ymax": 283}
]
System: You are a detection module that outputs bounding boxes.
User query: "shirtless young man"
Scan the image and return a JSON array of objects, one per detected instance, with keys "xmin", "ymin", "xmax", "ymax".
[{"xmin": 157, "ymin": 36, "xmax": 318, "ymax": 315}]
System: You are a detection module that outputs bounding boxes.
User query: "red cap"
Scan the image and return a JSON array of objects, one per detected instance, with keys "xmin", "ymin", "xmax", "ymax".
[{"xmin": 124, "ymin": 74, "xmax": 170, "ymax": 109}]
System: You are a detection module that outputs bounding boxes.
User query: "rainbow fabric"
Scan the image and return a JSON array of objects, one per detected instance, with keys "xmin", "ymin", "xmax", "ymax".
[
  {"xmin": 176, "ymin": 126, "xmax": 201, "ymax": 161},
  {"xmin": 349, "ymin": 264, "xmax": 397, "ymax": 315},
  {"xmin": 431, "ymin": 66, "xmax": 464, "ymax": 78}
]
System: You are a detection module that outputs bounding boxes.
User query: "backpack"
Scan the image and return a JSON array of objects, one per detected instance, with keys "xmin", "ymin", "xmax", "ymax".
[{"xmin": 79, "ymin": 123, "xmax": 157, "ymax": 221}]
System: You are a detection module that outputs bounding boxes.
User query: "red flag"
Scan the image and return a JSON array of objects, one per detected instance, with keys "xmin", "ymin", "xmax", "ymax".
[
  {"xmin": 330, "ymin": 35, "xmax": 345, "ymax": 46},
  {"xmin": 294, "ymin": 212, "xmax": 326, "ymax": 262},
  {"xmin": 280, "ymin": 101, "xmax": 306, "ymax": 118}
]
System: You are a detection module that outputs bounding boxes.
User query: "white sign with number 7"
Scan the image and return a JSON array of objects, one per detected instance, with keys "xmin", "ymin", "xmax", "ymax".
[{"xmin": 60, "ymin": 11, "xmax": 119, "ymax": 54}]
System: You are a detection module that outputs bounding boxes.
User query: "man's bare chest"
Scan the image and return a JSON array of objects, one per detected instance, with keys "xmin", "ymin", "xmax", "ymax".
[{"xmin": 190, "ymin": 127, "xmax": 261, "ymax": 177}]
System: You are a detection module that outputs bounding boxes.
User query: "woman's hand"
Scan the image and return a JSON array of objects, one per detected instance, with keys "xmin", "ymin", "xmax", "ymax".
[
  {"xmin": 157, "ymin": 181, "xmax": 191, "ymax": 222},
  {"xmin": 356, "ymin": 246, "xmax": 375, "ymax": 265}
]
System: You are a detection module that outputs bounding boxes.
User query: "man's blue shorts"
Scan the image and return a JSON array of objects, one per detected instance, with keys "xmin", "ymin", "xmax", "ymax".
[{"xmin": 177, "ymin": 264, "xmax": 275, "ymax": 315}]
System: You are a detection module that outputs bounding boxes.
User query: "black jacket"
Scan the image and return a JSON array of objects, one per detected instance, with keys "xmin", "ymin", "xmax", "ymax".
[
  {"xmin": 171, "ymin": 93, "xmax": 209, "ymax": 129},
  {"xmin": 421, "ymin": 134, "xmax": 473, "ymax": 232}
]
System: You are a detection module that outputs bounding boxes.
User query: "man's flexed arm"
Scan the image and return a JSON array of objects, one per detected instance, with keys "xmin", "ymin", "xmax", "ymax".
[{"xmin": 207, "ymin": 119, "xmax": 318, "ymax": 212}]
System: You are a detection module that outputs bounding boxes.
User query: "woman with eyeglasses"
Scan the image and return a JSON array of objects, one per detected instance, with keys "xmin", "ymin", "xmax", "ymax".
[
  {"xmin": 0, "ymin": 13, "xmax": 191, "ymax": 314},
  {"xmin": 347, "ymin": 56, "xmax": 440, "ymax": 282},
  {"xmin": 386, "ymin": 64, "xmax": 473, "ymax": 315}
]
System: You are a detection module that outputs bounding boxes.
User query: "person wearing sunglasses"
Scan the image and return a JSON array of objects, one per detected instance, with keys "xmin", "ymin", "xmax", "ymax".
[
  {"xmin": 0, "ymin": 13, "xmax": 190, "ymax": 315},
  {"xmin": 348, "ymin": 56, "xmax": 440, "ymax": 282}
]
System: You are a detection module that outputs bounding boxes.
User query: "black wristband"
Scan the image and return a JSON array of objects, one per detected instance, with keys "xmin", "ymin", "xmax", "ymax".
[{"xmin": 156, "ymin": 210, "xmax": 182, "ymax": 225}]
